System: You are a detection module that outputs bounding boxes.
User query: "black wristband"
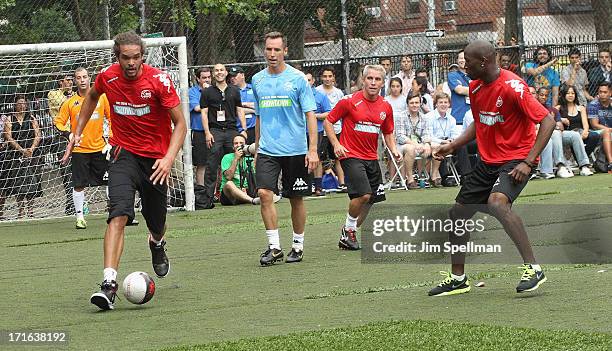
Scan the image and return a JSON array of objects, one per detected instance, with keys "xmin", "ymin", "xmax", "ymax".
[{"xmin": 522, "ymin": 160, "xmax": 535, "ymax": 168}]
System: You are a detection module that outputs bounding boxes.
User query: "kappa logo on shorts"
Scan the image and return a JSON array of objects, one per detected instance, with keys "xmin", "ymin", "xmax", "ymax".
[
  {"xmin": 493, "ymin": 177, "xmax": 501, "ymax": 187},
  {"xmin": 376, "ymin": 184, "xmax": 385, "ymax": 196},
  {"xmin": 293, "ymin": 178, "xmax": 309, "ymax": 191},
  {"xmin": 140, "ymin": 90, "xmax": 152, "ymax": 99}
]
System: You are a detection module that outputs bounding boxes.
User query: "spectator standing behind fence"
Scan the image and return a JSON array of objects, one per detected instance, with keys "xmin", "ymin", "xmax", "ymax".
[
  {"xmin": 316, "ymin": 67, "xmax": 346, "ymax": 191},
  {"xmin": 587, "ymin": 82, "xmax": 612, "ymax": 173},
  {"xmin": 524, "ymin": 46, "xmax": 560, "ymax": 107},
  {"xmin": 0, "ymin": 95, "xmax": 42, "ymax": 219},
  {"xmin": 393, "ymin": 55, "xmax": 415, "ymax": 96},
  {"xmin": 0, "ymin": 113, "xmax": 8, "ymax": 219},
  {"xmin": 448, "ymin": 51, "xmax": 471, "ymax": 126},
  {"xmin": 188, "ymin": 67, "xmax": 212, "ymax": 186},
  {"xmin": 587, "ymin": 48, "xmax": 611, "ymax": 99},
  {"xmin": 415, "ymin": 67, "xmax": 435, "ymax": 94},
  {"xmin": 48, "ymin": 73, "xmax": 75, "ymax": 215},
  {"xmin": 561, "ymin": 48, "xmax": 593, "ymax": 106},
  {"xmin": 229, "ymin": 66, "xmax": 257, "ymax": 144},
  {"xmin": 499, "ymin": 51, "xmax": 520, "ymax": 76},
  {"xmin": 379, "ymin": 57, "xmax": 392, "ymax": 96},
  {"xmin": 200, "ymin": 63, "xmax": 247, "ymax": 209},
  {"xmin": 47, "ymin": 74, "xmax": 74, "ymax": 120}
]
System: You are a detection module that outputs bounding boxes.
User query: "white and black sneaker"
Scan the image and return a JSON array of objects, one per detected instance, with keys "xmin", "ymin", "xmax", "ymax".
[
  {"xmin": 516, "ymin": 264, "xmax": 547, "ymax": 293},
  {"xmin": 90, "ymin": 280, "xmax": 118, "ymax": 310}
]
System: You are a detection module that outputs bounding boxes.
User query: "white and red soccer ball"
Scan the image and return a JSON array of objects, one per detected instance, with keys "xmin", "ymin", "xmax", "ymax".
[{"xmin": 122, "ymin": 272, "xmax": 155, "ymax": 305}]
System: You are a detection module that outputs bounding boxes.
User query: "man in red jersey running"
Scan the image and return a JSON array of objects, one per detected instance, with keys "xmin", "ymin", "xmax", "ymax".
[
  {"xmin": 66, "ymin": 31, "xmax": 187, "ymax": 310},
  {"xmin": 429, "ymin": 40, "xmax": 555, "ymax": 296},
  {"xmin": 324, "ymin": 64, "xmax": 401, "ymax": 250}
]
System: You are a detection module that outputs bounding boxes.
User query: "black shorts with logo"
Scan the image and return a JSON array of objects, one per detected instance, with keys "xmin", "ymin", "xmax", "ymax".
[
  {"xmin": 455, "ymin": 159, "xmax": 532, "ymax": 205},
  {"xmin": 71, "ymin": 151, "xmax": 108, "ymax": 188},
  {"xmin": 307, "ymin": 131, "xmax": 325, "ymax": 159},
  {"xmin": 107, "ymin": 146, "xmax": 167, "ymax": 235},
  {"xmin": 191, "ymin": 130, "xmax": 208, "ymax": 166},
  {"xmin": 340, "ymin": 158, "xmax": 385, "ymax": 204},
  {"xmin": 256, "ymin": 153, "xmax": 311, "ymax": 198},
  {"xmin": 322, "ymin": 133, "xmax": 341, "ymax": 160}
]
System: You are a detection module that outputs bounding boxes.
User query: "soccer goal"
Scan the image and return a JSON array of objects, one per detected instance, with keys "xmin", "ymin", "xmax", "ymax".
[{"xmin": 0, "ymin": 37, "xmax": 195, "ymax": 222}]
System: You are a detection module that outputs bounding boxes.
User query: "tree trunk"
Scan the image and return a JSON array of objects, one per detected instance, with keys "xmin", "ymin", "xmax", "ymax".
[
  {"xmin": 592, "ymin": 0, "xmax": 611, "ymax": 46},
  {"xmin": 285, "ymin": 19, "xmax": 305, "ymax": 61},
  {"xmin": 194, "ymin": 13, "xmax": 219, "ymax": 66},
  {"xmin": 230, "ymin": 14, "xmax": 256, "ymax": 65},
  {"xmin": 72, "ymin": 0, "xmax": 97, "ymax": 41},
  {"xmin": 504, "ymin": 0, "xmax": 518, "ymax": 45}
]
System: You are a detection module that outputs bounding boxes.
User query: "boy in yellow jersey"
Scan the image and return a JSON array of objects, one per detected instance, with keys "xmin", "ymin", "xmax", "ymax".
[{"xmin": 55, "ymin": 67, "xmax": 111, "ymax": 229}]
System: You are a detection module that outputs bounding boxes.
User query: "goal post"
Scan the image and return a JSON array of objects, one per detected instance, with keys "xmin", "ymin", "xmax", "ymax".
[{"xmin": 0, "ymin": 37, "xmax": 195, "ymax": 222}]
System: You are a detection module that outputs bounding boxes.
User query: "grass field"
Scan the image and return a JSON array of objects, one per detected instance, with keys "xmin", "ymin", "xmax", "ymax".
[{"xmin": 1, "ymin": 174, "xmax": 611, "ymax": 350}]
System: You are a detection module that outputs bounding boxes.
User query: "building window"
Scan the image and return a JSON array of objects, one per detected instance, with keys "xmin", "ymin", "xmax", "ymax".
[
  {"xmin": 405, "ymin": 0, "xmax": 420, "ymax": 18},
  {"xmin": 444, "ymin": 0, "xmax": 456, "ymax": 11}
]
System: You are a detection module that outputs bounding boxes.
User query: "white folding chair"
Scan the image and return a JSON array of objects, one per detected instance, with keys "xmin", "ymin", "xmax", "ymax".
[
  {"xmin": 445, "ymin": 154, "xmax": 461, "ymax": 184},
  {"xmin": 381, "ymin": 138, "xmax": 408, "ymax": 190}
]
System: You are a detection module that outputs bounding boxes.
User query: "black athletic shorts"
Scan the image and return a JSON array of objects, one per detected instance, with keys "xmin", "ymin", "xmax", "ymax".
[
  {"xmin": 220, "ymin": 189, "xmax": 239, "ymax": 206},
  {"xmin": 307, "ymin": 131, "xmax": 325, "ymax": 159},
  {"xmin": 191, "ymin": 130, "xmax": 208, "ymax": 166},
  {"xmin": 256, "ymin": 153, "xmax": 311, "ymax": 198},
  {"xmin": 455, "ymin": 159, "xmax": 532, "ymax": 205},
  {"xmin": 71, "ymin": 151, "xmax": 108, "ymax": 188},
  {"xmin": 107, "ymin": 146, "xmax": 167, "ymax": 235},
  {"xmin": 321, "ymin": 133, "xmax": 341, "ymax": 160},
  {"xmin": 340, "ymin": 158, "xmax": 385, "ymax": 204}
]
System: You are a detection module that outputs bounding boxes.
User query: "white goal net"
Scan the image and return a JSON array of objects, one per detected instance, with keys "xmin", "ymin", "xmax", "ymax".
[{"xmin": 0, "ymin": 37, "xmax": 194, "ymax": 222}]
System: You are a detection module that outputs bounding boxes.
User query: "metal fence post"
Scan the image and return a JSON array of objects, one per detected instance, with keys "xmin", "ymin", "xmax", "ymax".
[{"xmin": 340, "ymin": 0, "xmax": 351, "ymax": 94}]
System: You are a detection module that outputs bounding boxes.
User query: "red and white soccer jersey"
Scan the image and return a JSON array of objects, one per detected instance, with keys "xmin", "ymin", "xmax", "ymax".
[
  {"xmin": 469, "ymin": 69, "xmax": 549, "ymax": 165},
  {"xmin": 94, "ymin": 63, "xmax": 180, "ymax": 159},
  {"xmin": 327, "ymin": 91, "xmax": 394, "ymax": 160}
]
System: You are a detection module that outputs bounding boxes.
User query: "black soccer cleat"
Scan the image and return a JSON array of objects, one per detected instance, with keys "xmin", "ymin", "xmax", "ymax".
[
  {"xmin": 286, "ymin": 248, "xmax": 303, "ymax": 263},
  {"xmin": 516, "ymin": 264, "xmax": 547, "ymax": 293},
  {"xmin": 428, "ymin": 271, "xmax": 471, "ymax": 296},
  {"xmin": 149, "ymin": 239, "xmax": 170, "ymax": 278},
  {"xmin": 127, "ymin": 217, "xmax": 139, "ymax": 226},
  {"xmin": 338, "ymin": 226, "xmax": 360, "ymax": 250},
  {"xmin": 260, "ymin": 247, "xmax": 284, "ymax": 266},
  {"xmin": 90, "ymin": 280, "xmax": 118, "ymax": 310}
]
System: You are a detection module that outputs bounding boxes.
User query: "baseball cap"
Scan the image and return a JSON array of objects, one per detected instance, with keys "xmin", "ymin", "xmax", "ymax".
[{"xmin": 228, "ymin": 66, "xmax": 244, "ymax": 76}]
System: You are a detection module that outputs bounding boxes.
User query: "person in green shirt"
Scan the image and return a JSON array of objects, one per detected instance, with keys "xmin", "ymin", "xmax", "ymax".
[{"xmin": 220, "ymin": 134, "xmax": 281, "ymax": 205}]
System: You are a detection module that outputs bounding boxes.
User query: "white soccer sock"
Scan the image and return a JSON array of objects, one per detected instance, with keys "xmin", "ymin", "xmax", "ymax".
[
  {"xmin": 73, "ymin": 190, "xmax": 85, "ymax": 219},
  {"xmin": 345, "ymin": 214, "xmax": 358, "ymax": 230},
  {"xmin": 266, "ymin": 229, "xmax": 281, "ymax": 250},
  {"xmin": 148, "ymin": 233, "xmax": 163, "ymax": 245},
  {"xmin": 451, "ymin": 273, "xmax": 465, "ymax": 281},
  {"xmin": 292, "ymin": 232, "xmax": 304, "ymax": 251},
  {"xmin": 103, "ymin": 267, "xmax": 117, "ymax": 282},
  {"xmin": 530, "ymin": 264, "xmax": 542, "ymax": 272}
]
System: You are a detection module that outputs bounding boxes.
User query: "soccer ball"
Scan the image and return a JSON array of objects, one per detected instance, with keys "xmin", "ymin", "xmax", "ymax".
[{"xmin": 122, "ymin": 272, "xmax": 155, "ymax": 304}]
